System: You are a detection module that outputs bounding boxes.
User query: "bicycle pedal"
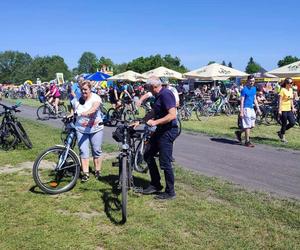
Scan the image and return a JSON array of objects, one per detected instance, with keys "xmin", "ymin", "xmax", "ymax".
[
  {"xmin": 112, "ymin": 161, "xmax": 119, "ymax": 167},
  {"xmin": 132, "ymin": 186, "xmax": 143, "ymax": 193}
]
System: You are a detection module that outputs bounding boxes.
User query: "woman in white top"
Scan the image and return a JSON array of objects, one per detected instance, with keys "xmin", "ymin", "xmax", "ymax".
[{"xmin": 72, "ymin": 80, "xmax": 104, "ymax": 182}]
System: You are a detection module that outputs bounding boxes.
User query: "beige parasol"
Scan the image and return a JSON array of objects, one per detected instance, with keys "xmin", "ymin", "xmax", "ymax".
[
  {"xmin": 267, "ymin": 61, "xmax": 300, "ymax": 78},
  {"xmin": 108, "ymin": 70, "xmax": 146, "ymax": 82},
  {"xmin": 184, "ymin": 63, "xmax": 248, "ymax": 80},
  {"xmin": 142, "ymin": 66, "xmax": 183, "ymax": 79}
]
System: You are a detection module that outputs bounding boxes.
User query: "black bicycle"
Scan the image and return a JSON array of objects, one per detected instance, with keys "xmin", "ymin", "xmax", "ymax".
[
  {"xmin": 107, "ymin": 99, "xmax": 136, "ymax": 126},
  {"xmin": 0, "ymin": 102, "xmax": 32, "ymax": 150},
  {"xmin": 32, "ymin": 116, "xmax": 80, "ymax": 194},
  {"xmin": 256, "ymin": 103, "xmax": 281, "ymax": 126},
  {"xmin": 112, "ymin": 119, "xmax": 144, "ymax": 223}
]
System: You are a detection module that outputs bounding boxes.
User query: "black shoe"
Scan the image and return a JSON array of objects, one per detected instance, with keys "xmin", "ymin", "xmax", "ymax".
[
  {"xmin": 245, "ymin": 141, "xmax": 255, "ymax": 148},
  {"xmin": 277, "ymin": 131, "xmax": 283, "ymax": 140},
  {"xmin": 154, "ymin": 192, "xmax": 176, "ymax": 200},
  {"xmin": 142, "ymin": 185, "xmax": 163, "ymax": 195},
  {"xmin": 235, "ymin": 131, "xmax": 242, "ymax": 142},
  {"xmin": 95, "ymin": 171, "xmax": 101, "ymax": 180},
  {"xmin": 81, "ymin": 174, "xmax": 89, "ymax": 182}
]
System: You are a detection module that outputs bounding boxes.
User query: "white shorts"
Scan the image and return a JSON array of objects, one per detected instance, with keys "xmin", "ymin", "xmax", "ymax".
[{"xmin": 242, "ymin": 108, "xmax": 256, "ymax": 129}]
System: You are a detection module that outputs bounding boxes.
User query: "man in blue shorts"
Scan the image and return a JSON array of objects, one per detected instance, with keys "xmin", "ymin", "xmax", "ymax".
[{"xmin": 235, "ymin": 75, "xmax": 261, "ymax": 147}]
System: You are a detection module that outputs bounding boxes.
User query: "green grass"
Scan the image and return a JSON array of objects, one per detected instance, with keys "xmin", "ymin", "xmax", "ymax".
[
  {"xmin": 3, "ymin": 96, "xmax": 42, "ymax": 108},
  {"xmin": 0, "ymin": 117, "xmax": 117, "ymax": 165},
  {"xmin": 0, "ymin": 163, "xmax": 299, "ymax": 249},
  {"xmin": 0, "ymin": 119, "xmax": 299, "ymax": 249},
  {"xmin": 182, "ymin": 114, "xmax": 300, "ymax": 150}
]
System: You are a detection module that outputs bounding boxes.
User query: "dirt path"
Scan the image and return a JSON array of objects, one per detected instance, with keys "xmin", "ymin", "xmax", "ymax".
[{"xmin": 0, "ymin": 152, "xmax": 118, "ymax": 174}]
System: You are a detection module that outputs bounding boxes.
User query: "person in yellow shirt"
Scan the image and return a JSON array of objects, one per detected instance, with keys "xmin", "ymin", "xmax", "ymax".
[{"xmin": 277, "ymin": 78, "xmax": 296, "ymax": 143}]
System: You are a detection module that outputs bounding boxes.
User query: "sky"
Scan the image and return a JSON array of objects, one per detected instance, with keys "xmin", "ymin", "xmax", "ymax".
[{"xmin": 0, "ymin": 0, "xmax": 299, "ymax": 72}]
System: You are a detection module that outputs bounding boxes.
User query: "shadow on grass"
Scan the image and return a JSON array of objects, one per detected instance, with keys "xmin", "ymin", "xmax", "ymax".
[
  {"xmin": 210, "ymin": 137, "xmax": 241, "ymax": 145},
  {"xmin": 251, "ymin": 136, "xmax": 278, "ymax": 142},
  {"xmin": 99, "ymin": 174, "xmax": 149, "ymax": 225},
  {"xmin": 29, "ymin": 185, "xmax": 48, "ymax": 195}
]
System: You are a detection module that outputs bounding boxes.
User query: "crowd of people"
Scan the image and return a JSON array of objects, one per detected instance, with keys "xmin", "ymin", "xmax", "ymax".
[{"xmin": 1, "ymin": 75, "xmax": 299, "ymax": 201}]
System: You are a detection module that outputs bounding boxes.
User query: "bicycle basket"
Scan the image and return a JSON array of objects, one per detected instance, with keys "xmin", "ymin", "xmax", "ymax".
[
  {"xmin": 38, "ymin": 95, "xmax": 46, "ymax": 103},
  {"xmin": 112, "ymin": 126, "xmax": 124, "ymax": 142}
]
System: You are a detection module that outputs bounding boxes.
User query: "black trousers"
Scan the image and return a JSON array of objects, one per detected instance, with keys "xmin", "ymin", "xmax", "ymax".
[
  {"xmin": 144, "ymin": 127, "xmax": 178, "ymax": 195},
  {"xmin": 280, "ymin": 111, "xmax": 295, "ymax": 135}
]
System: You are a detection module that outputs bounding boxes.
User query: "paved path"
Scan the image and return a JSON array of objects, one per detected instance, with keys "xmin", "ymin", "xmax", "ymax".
[{"xmin": 2, "ymin": 101, "xmax": 300, "ymax": 199}]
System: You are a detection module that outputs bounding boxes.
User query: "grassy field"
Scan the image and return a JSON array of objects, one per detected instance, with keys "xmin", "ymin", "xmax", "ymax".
[
  {"xmin": 3, "ymin": 96, "xmax": 42, "ymax": 108},
  {"xmin": 0, "ymin": 118, "xmax": 299, "ymax": 249}
]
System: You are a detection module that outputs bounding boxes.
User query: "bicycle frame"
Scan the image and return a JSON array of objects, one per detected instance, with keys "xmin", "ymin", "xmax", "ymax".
[{"xmin": 56, "ymin": 118, "xmax": 78, "ymax": 170}]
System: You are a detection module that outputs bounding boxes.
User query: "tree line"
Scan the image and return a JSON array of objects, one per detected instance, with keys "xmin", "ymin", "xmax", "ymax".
[{"xmin": 0, "ymin": 50, "xmax": 298, "ymax": 84}]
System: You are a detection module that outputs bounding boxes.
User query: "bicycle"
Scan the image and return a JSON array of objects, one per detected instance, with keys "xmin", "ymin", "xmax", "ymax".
[
  {"xmin": 107, "ymin": 99, "xmax": 136, "ymax": 126},
  {"xmin": 112, "ymin": 119, "xmax": 144, "ymax": 223},
  {"xmin": 0, "ymin": 102, "xmax": 32, "ymax": 150},
  {"xmin": 133, "ymin": 124, "xmax": 155, "ymax": 174},
  {"xmin": 256, "ymin": 103, "xmax": 281, "ymax": 126},
  {"xmin": 32, "ymin": 116, "xmax": 81, "ymax": 194},
  {"xmin": 36, "ymin": 97, "xmax": 67, "ymax": 120},
  {"xmin": 178, "ymin": 97, "xmax": 206, "ymax": 121},
  {"xmin": 203, "ymin": 96, "xmax": 233, "ymax": 117}
]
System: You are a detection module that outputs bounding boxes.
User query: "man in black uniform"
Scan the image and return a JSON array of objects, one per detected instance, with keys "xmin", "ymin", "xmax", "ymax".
[{"xmin": 141, "ymin": 76, "xmax": 178, "ymax": 200}]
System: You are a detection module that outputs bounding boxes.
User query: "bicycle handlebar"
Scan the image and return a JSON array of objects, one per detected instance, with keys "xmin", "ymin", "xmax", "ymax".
[
  {"xmin": 114, "ymin": 118, "xmax": 144, "ymax": 125},
  {"xmin": 61, "ymin": 115, "xmax": 105, "ymax": 127},
  {"xmin": 0, "ymin": 102, "xmax": 22, "ymax": 111}
]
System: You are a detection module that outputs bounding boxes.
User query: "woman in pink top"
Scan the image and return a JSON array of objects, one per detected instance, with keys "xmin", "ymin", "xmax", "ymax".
[{"xmin": 45, "ymin": 81, "xmax": 61, "ymax": 115}]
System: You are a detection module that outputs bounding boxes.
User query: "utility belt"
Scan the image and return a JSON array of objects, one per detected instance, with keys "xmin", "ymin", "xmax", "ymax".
[{"xmin": 156, "ymin": 122, "xmax": 178, "ymax": 133}]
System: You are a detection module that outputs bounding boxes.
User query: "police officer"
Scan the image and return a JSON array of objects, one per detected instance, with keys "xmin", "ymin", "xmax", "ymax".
[{"xmin": 139, "ymin": 76, "xmax": 178, "ymax": 200}]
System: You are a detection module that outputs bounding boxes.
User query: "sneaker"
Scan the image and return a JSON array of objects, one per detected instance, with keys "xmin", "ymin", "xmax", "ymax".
[
  {"xmin": 281, "ymin": 136, "xmax": 288, "ymax": 143},
  {"xmin": 81, "ymin": 174, "xmax": 89, "ymax": 182},
  {"xmin": 142, "ymin": 184, "xmax": 163, "ymax": 195},
  {"xmin": 235, "ymin": 131, "xmax": 242, "ymax": 142},
  {"xmin": 154, "ymin": 192, "xmax": 176, "ymax": 200},
  {"xmin": 277, "ymin": 131, "xmax": 283, "ymax": 140},
  {"xmin": 95, "ymin": 170, "xmax": 101, "ymax": 180},
  {"xmin": 245, "ymin": 141, "xmax": 255, "ymax": 147}
]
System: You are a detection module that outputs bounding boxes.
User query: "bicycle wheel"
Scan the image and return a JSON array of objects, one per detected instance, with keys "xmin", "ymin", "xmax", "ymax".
[
  {"xmin": 107, "ymin": 108, "xmax": 118, "ymax": 126},
  {"xmin": 265, "ymin": 111, "xmax": 274, "ymax": 125},
  {"xmin": 14, "ymin": 121, "xmax": 32, "ymax": 149},
  {"xmin": 179, "ymin": 106, "xmax": 190, "ymax": 121},
  {"xmin": 121, "ymin": 156, "xmax": 128, "ymax": 223},
  {"xmin": 256, "ymin": 113, "xmax": 264, "ymax": 125},
  {"xmin": 134, "ymin": 140, "xmax": 149, "ymax": 173},
  {"xmin": 222, "ymin": 103, "xmax": 232, "ymax": 116},
  {"xmin": 195, "ymin": 106, "xmax": 204, "ymax": 121},
  {"xmin": 37, "ymin": 105, "xmax": 51, "ymax": 120},
  {"xmin": 124, "ymin": 110, "xmax": 135, "ymax": 122},
  {"xmin": 57, "ymin": 104, "xmax": 67, "ymax": 118},
  {"xmin": 33, "ymin": 146, "xmax": 81, "ymax": 194},
  {"xmin": 0, "ymin": 123, "xmax": 18, "ymax": 150}
]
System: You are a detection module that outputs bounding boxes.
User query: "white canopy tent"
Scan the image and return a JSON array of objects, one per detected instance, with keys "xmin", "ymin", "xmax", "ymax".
[
  {"xmin": 142, "ymin": 66, "xmax": 183, "ymax": 79},
  {"xmin": 108, "ymin": 70, "xmax": 146, "ymax": 82},
  {"xmin": 267, "ymin": 61, "xmax": 300, "ymax": 78},
  {"xmin": 184, "ymin": 63, "xmax": 248, "ymax": 80}
]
